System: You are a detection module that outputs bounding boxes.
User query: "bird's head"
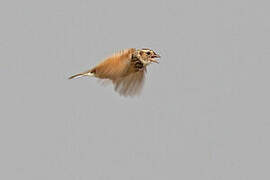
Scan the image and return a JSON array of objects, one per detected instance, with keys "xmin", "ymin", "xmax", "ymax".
[{"xmin": 137, "ymin": 48, "xmax": 160, "ymax": 65}]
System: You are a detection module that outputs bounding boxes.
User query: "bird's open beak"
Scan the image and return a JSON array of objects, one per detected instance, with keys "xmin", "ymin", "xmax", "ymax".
[{"xmin": 150, "ymin": 54, "xmax": 161, "ymax": 63}]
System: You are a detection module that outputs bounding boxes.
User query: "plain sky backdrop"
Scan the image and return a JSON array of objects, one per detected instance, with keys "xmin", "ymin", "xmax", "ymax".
[{"xmin": 1, "ymin": 0, "xmax": 270, "ymax": 179}]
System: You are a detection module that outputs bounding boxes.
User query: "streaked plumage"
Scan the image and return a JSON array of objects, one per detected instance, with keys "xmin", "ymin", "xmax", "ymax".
[{"xmin": 69, "ymin": 48, "xmax": 160, "ymax": 97}]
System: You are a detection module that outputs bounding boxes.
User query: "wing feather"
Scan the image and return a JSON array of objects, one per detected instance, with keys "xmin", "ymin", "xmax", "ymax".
[{"xmin": 113, "ymin": 68, "xmax": 146, "ymax": 97}]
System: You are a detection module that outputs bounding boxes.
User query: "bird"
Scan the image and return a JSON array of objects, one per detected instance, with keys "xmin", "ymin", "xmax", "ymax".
[{"xmin": 68, "ymin": 48, "xmax": 160, "ymax": 97}]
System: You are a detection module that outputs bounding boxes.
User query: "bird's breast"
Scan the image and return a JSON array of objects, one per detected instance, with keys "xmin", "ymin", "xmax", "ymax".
[
  {"xmin": 120, "ymin": 55, "xmax": 144, "ymax": 77},
  {"xmin": 131, "ymin": 55, "xmax": 144, "ymax": 69}
]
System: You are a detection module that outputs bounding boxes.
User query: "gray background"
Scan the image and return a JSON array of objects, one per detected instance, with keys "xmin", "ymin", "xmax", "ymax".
[{"xmin": 1, "ymin": 0, "xmax": 269, "ymax": 179}]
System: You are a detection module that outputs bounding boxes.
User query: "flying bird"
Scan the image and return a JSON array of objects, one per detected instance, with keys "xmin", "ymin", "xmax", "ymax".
[{"xmin": 69, "ymin": 48, "xmax": 160, "ymax": 97}]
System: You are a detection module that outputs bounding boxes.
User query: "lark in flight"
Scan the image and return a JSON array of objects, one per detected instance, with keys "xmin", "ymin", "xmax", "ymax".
[{"xmin": 69, "ymin": 48, "xmax": 160, "ymax": 97}]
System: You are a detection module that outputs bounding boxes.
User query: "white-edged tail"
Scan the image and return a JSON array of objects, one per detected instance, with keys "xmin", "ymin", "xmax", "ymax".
[{"xmin": 68, "ymin": 72, "xmax": 94, "ymax": 79}]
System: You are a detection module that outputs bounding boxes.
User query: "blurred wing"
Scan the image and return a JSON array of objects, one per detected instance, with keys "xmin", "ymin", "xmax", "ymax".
[
  {"xmin": 90, "ymin": 48, "xmax": 136, "ymax": 80},
  {"xmin": 113, "ymin": 69, "xmax": 146, "ymax": 97}
]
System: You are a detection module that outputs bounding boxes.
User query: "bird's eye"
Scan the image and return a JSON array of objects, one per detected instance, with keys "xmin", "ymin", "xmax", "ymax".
[{"xmin": 146, "ymin": 51, "xmax": 151, "ymax": 55}]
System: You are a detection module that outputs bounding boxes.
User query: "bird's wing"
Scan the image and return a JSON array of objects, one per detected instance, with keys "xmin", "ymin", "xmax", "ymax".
[
  {"xmin": 90, "ymin": 48, "xmax": 136, "ymax": 80},
  {"xmin": 113, "ymin": 68, "xmax": 146, "ymax": 97}
]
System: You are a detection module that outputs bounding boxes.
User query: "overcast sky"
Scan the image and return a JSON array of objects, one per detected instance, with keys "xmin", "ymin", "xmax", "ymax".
[{"xmin": 1, "ymin": 0, "xmax": 270, "ymax": 179}]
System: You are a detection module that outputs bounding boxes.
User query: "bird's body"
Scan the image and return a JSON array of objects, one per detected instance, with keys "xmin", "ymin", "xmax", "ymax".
[{"xmin": 69, "ymin": 48, "xmax": 160, "ymax": 96}]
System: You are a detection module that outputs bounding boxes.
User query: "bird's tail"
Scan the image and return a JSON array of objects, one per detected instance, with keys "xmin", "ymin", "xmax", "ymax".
[{"xmin": 68, "ymin": 71, "xmax": 94, "ymax": 79}]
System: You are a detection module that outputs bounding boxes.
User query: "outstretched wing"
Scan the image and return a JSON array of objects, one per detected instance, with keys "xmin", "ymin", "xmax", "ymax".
[
  {"xmin": 113, "ymin": 68, "xmax": 146, "ymax": 97},
  {"xmin": 90, "ymin": 48, "xmax": 136, "ymax": 80}
]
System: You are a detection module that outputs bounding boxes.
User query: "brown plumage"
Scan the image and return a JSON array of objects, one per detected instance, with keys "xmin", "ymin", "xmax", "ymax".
[{"xmin": 69, "ymin": 48, "xmax": 160, "ymax": 97}]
